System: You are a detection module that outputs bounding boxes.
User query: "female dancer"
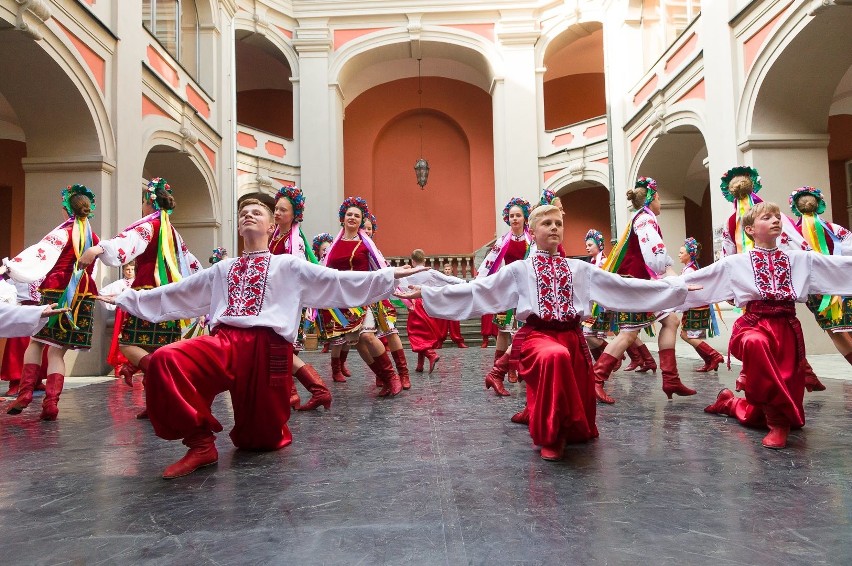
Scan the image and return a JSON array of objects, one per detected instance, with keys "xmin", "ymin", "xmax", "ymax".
[
  {"xmin": 677, "ymin": 238, "xmax": 725, "ymax": 372},
  {"xmin": 78, "ymin": 178, "xmax": 201, "ymax": 419},
  {"xmin": 268, "ymin": 185, "xmax": 331, "ymax": 411},
  {"xmin": 321, "ymin": 197, "xmax": 402, "ymax": 397},
  {"xmin": 313, "ymin": 233, "xmax": 334, "ymax": 353},
  {"xmin": 591, "ymin": 177, "xmax": 695, "ymax": 404},
  {"xmin": 400, "ymin": 205, "xmax": 689, "ymax": 460},
  {"xmin": 3, "ymin": 184, "xmax": 100, "ymax": 420},
  {"xmin": 479, "ymin": 197, "xmax": 532, "ymax": 395}
]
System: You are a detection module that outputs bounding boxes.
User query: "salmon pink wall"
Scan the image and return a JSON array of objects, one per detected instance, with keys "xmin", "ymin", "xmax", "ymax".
[
  {"xmin": 560, "ymin": 187, "xmax": 611, "ymax": 257},
  {"xmin": 0, "ymin": 140, "xmax": 26, "ymax": 259},
  {"xmin": 544, "ymin": 73, "xmax": 606, "ymax": 131},
  {"xmin": 344, "ymin": 77, "xmax": 495, "ymax": 257},
  {"xmin": 237, "ymin": 89, "xmax": 293, "ymax": 139}
]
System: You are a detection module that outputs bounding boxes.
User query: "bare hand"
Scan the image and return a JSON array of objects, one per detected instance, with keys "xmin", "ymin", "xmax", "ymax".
[
  {"xmin": 41, "ymin": 303, "xmax": 70, "ymax": 318},
  {"xmin": 686, "ymin": 284, "xmax": 703, "ymax": 291},
  {"xmin": 393, "ymin": 264, "xmax": 429, "ymax": 279},
  {"xmin": 394, "ymin": 285, "xmax": 422, "ymax": 300},
  {"xmin": 94, "ymin": 294, "xmax": 117, "ymax": 305},
  {"xmin": 77, "ymin": 246, "xmax": 102, "ymax": 269}
]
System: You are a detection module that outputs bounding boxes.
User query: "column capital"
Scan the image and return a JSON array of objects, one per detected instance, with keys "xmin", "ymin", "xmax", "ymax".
[{"xmin": 293, "ymin": 21, "xmax": 333, "ymax": 55}]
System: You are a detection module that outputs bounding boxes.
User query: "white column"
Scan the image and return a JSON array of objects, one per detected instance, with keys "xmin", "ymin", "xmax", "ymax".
[{"xmin": 217, "ymin": 1, "xmax": 238, "ymax": 255}]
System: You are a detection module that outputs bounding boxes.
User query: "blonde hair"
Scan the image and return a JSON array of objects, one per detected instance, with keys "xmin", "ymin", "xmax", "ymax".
[
  {"xmin": 728, "ymin": 176, "xmax": 754, "ymax": 200},
  {"xmin": 529, "ymin": 205, "xmax": 560, "ymax": 230},
  {"xmin": 410, "ymin": 249, "xmax": 426, "ymax": 263},
  {"xmin": 742, "ymin": 201, "xmax": 781, "ymax": 240},
  {"xmin": 239, "ymin": 198, "xmax": 273, "ymax": 220},
  {"xmin": 625, "ymin": 187, "xmax": 649, "ymax": 210}
]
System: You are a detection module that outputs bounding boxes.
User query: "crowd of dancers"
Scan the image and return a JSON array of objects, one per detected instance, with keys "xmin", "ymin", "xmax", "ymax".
[{"xmin": 1, "ymin": 165, "xmax": 851, "ymax": 478}]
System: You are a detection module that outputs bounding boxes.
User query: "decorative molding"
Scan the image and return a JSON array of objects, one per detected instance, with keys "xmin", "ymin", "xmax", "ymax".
[
  {"xmin": 179, "ymin": 126, "xmax": 199, "ymax": 154},
  {"xmin": 737, "ymin": 133, "xmax": 830, "ymax": 151},
  {"xmin": 293, "ymin": 23, "xmax": 333, "ymax": 54},
  {"xmin": 14, "ymin": 0, "xmax": 51, "ymax": 41}
]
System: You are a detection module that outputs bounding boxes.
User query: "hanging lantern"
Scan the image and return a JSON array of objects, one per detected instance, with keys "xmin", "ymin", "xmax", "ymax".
[{"xmin": 414, "ymin": 158, "xmax": 430, "ymax": 189}]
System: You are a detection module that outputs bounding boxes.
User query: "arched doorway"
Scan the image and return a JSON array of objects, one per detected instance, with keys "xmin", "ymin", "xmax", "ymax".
[
  {"xmin": 234, "ymin": 32, "xmax": 294, "ymax": 141},
  {"xmin": 553, "ymin": 181, "xmax": 612, "ymax": 258}
]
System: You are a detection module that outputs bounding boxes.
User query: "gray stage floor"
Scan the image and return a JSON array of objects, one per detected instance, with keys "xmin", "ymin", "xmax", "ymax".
[{"xmin": 1, "ymin": 347, "xmax": 850, "ymax": 565}]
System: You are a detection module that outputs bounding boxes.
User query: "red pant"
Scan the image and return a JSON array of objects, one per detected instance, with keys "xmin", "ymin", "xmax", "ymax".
[
  {"xmin": 437, "ymin": 319, "xmax": 464, "ymax": 344},
  {"xmin": 1, "ymin": 336, "xmax": 29, "ymax": 382},
  {"xmin": 519, "ymin": 329, "xmax": 598, "ymax": 447},
  {"xmin": 145, "ymin": 325, "xmax": 294, "ymax": 450},
  {"xmin": 480, "ymin": 314, "xmax": 498, "ymax": 338}
]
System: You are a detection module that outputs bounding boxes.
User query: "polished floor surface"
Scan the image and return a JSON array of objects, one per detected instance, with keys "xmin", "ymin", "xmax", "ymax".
[{"xmin": 1, "ymin": 347, "xmax": 850, "ymax": 565}]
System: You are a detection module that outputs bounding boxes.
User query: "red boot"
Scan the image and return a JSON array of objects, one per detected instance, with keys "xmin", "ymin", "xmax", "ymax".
[
  {"xmin": 694, "ymin": 342, "xmax": 724, "ymax": 373},
  {"xmin": 425, "ymin": 349, "xmax": 440, "ymax": 374},
  {"xmin": 330, "ymin": 357, "xmax": 346, "ymax": 383},
  {"xmin": 391, "ymin": 349, "xmax": 411, "ymax": 390},
  {"xmin": 118, "ymin": 363, "xmax": 139, "ymax": 387},
  {"xmin": 761, "ymin": 406, "xmax": 789, "ymax": 449},
  {"xmin": 290, "ymin": 383, "xmax": 301, "ymax": 409},
  {"xmin": 294, "ymin": 364, "xmax": 332, "ymax": 411},
  {"xmin": 540, "ymin": 436, "xmax": 566, "ymax": 461},
  {"xmin": 415, "ymin": 352, "xmax": 425, "ymax": 373},
  {"xmin": 4, "ymin": 379, "xmax": 20, "ymax": 397},
  {"xmin": 340, "ymin": 349, "xmax": 352, "ymax": 378},
  {"xmin": 40, "ymin": 373, "xmax": 65, "ymax": 421},
  {"xmin": 511, "ymin": 405, "xmax": 530, "ymax": 424},
  {"xmin": 321, "ymin": 342, "xmax": 331, "ymax": 353},
  {"xmin": 456, "ymin": 341, "xmax": 468, "ymax": 349},
  {"xmin": 704, "ymin": 388, "xmax": 735, "ymax": 415},
  {"xmin": 370, "ymin": 352, "xmax": 402, "ymax": 397},
  {"xmin": 484, "ymin": 353, "xmax": 511, "ymax": 396},
  {"xmin": 6, "ymin": 363, "xmax": 40, "ymax": 415},
  {"xmin": 162, "ymin": 431, "xmax": 218, "ymax": 479},
  {"xmin": 802, "ymin": 359, "xmax": 826, "ymax": 392},
  {"xmin": 624, "ymin": 343, "xmax": 643, "ymax": 371},
  {"xmin": 480, "ymin": 336, "xmax": 489, "ymax": 348},
  {"xmin": 659, "ymin": 349, "xmax": 696, "ymax": 399},
  {"xmin": 592, "ymin": 353, "xmax": 619, "ymax": 404},
  {"xmin": 634, "ymin": 344, "xmax": 657, "ymax": 373}
]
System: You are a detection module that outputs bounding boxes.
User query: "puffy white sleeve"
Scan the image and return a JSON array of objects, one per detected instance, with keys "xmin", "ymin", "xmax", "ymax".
[
  {"xmin": 720, "ymin": 226, "xmax": 735, "ymax": 258},
  {"xmin": 633, "ymin": 214, "xmax": 672, "ymax": 276},
  {"xmin": 803, "ymin": 253, "xmax": 852, "ymax": 296},
  {"xmin": 0, "ymin": 302, "xmax": 46, "ymax": 338},
  {"xmin": 421, "ymin": 264, "xmax": 520, "ymax": 320},
  {"xmin": 587, "ymin": 267, "xmax": 688, "ymax": 313},
  {"xmin": 98, "ymin": 222, "xmax": 153, "ymax": 267},
  {"xmin": 679, "ymin": 260, "xmax": 734, "ymax": 310},
  {"xmin": 401, "ymin": 269, "xmax": 465, "ymax": 288},
  {"xmin": 116, "ymin": 268, "xmax": 215, "ymax": 322},
  {"xmin": 831, "ymin": 223, "xmax": 852, "ymax": 256},
  {"xmin": 2, "ymin": 227, "xmax": 68, "ymax": 283},
  {"xmin": 294, "ymin": 261, "xmax": 397, "ymax": 309}
]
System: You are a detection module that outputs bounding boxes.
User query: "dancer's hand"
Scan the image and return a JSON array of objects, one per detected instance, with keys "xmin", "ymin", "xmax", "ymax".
[
  {"xmin": 394, "ymin": 285, "xmax": 422, "ymax": 300},
  {"xmin": 393, "ymin": 264, "xmax": 429, "ymax": 279},
  {"xmin": 77, "ymin": 245, "xmax": 103, "ymax": 268},
  {"xmin": 41, "ymin": 303, "xmax": 70, "ymax": 317},
  {"xmin": 686, "ymin": 284, "xmax": 703, "ymax": 291},
  {"xmin": 93, "ymin": 295, "xmax": 117, "ymax": 305}
]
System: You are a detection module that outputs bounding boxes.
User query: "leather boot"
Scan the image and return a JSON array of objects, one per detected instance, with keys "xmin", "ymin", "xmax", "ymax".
[
  {"xmin": 511, "ymin": 405, "xmax": 530, "ymax": 424},
  {"xmin": 704, "ymin": 388, "xmax": 735, "ymax": 415},
  {"xmin": 480, "ymin": 336, "xmax": 489, "ymax": 348},
  {"xmin": 415, "ymin": 352, "xmax": 425, "ymax": 373},
  {"xmin": 599, "ymin": 340, "xmax": 623, "ymax": 371},
  {"xmin": 340, "ymin": 349, "xmax": 352, "ymax": 378},
  {"xmin": 802, "ymin": 359, "xmax": 825, "ymax": 392},
  {"xmin": 659, "ymin": 349, "xmax": 696, "ymax": 399},
  {"xmin": 540, "ymin": 436, "xmax": 566, "ymax": 461},
  {"xmin": 761, "ymin": 405, "xmax": 790, "ymax": 449},
  {"xmin": 484, "ymin": 353, "xmax": 511, "ymax": 396},
  {"xmin": 425, "ymin": 349, "xmax": 440, "ymax": 374},
  {"xmin": 330, "ymin": 357, "xmax": 346, "ymax": 383},
  {"xmin": 290, "ymin": 383, "xmax": 301, "ymax": 409},
  {"xmin": 162, "ymin": 431, "xmax": 218, "ymax": 479},
  {"xmin": 118, "ymin": 362, "xmax": 139, "ymax": 387},
  {"xmin": 6, "ymin": 363, "xmax": 41, "ymax": 415},
  {"xmin": 592, "ymin": 353, "xmax": 619, "ymax": 404},
  {"xmin": 494, "ymin": 348, "xmax": 506, "ymax": 363},
  {"xmin": 4, "ymin": 379, "xmax": 20, "ymax": 397},
  {"xmin": 40, "ymin": 373, "xmax": 65, "ymax": 421},
  {"xmin": 694, "ymin": 342, "xmax": 724, "ymax": 373},
  {"xmin": 456, "ymin": 340, "xmax": 468, "ymax": 349},
  {"xmin": 635, "ymin": 344, "xmax": 657, "ymax": 373},
  {"xmin": 370, "ymin": 352, "xmax": 402, "ymax": 397},
  {"xmin": 391, "ymin": 349, "xmax": 411, "ymax": 389},
  {"xmin": 321, "ymin": 342, "xmax": 330, "ymax": 353},
  {"xmin": 624, "ymin": 343, "xmax": 643, "ymax": 371},
  {"xmin": 294, "ymin": 364, "xmax": 332, "ymax": 411}
]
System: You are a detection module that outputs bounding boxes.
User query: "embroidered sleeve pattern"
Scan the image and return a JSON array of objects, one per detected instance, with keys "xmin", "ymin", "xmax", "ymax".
[
  {"xmin": 533, "ymin": 254, "xmax": 576, "ymax": 321},
  {"xmin": 749, "ymin": 249, "xmax": 796, "ymax": 301}
]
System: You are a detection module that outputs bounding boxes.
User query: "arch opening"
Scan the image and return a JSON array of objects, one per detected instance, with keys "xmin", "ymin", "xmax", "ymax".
[{"xmin": 235, "ymin": 32, "xmax": 294, "ymax": 140}]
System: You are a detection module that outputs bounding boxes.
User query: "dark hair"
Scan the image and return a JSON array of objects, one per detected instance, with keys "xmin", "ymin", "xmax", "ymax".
[
  {"xmin": 69, "ymin": 194, "xmax": 91, "ymax": 218},
  {"xmin": 153, "ymin": 185, "xmax": 176, "ymax": 211},
  {"xmin": 411, "ymin": 249, "xmax": 426, "ymax": 263}
]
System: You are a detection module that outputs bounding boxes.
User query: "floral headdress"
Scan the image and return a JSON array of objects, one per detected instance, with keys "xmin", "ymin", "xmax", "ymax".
[
  {"xmin": 145, "ymin": 177, "xmax": 173, "ymax": 214},
  {"xmin": 684, "ymin": 237, "xmax": 701, "ymax": 262},
  {"xmin": 61, "ymin": 184, "xmax": 96, "ymax": 218},
  {"xmin": 502, "ymin": 197, "xmax": 531, "ymax": 226},
  {"xmin": 275, "ymin": 185, "xmax": 306, "ymax": 223},
  {"xmin": 366, "ymin": 213, "xmax": 378, "ymax": 233},
  {"xmin": 720, "ymin": 166, "xmax": 761, "ymax": 203},
  {"xmin": 312, "ymin": 232, "xmax": 333, "ymax": 258},
  {"xmin": 789, "ymin": 186, "xmax": 826, "ymax": 217},
  {"xmin": 635, "ymin": 177, "xmax": 658, "ymax": 207},
  {"xmin": 338, "ymin": 196, "xmax": 370, "ymax": 227},
  {"xmin": 209, "ymin": 247, "xmax": 228, "ymax": 265},
  {"xmin": 539, "ymin": 189, "xmax": 558, "ymax": 207},
  {"xmin": 585, "ymin": 229, "xmax": 604, "ymax": 252}
]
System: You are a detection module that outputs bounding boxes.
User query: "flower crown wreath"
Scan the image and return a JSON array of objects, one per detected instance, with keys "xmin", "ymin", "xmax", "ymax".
[
  {"xmin": 720, "ymin": 166, "xmax": 761, "ymax": 203},
  {"xmin": 209, "ymin": 247, "xmax": 228, "ymax": 265},
  {"xmin": 789, "ymin": 186, "xmax": 826, "ymax": 217},
  {"xmin": 684, "ymin": 237, "xmax": 701, "ymax": 261},
  {"xmin": 312, "ymin": 232, "xmax": 334, "ymax": 257},
  {"xmin": 539, "ymin": 189, "xmax": 558, "ymax": 207},
  {"xmin": 275, "ymin": 185, "xmax": 306, "ymax": 223},
  {"xmin": 585, "ymin": 229, "xmax": 605, "ymax": 251},
  {"xmin": 635, "ymin": 177, "xmax": 658, "ymax": 207},
  {"xmin": 61, "ymin": 184, "xmax": 96, "ymax": 218},
  {"xmin": 338, "ymin": 196, "xmax": 370, "ymax": 227},
  {"xmin": 366, "ymin": 213, "xmax": 378, "ymax": 233},
  {"xmin": 145, "ymin": 177, "xmax": 173, "ymax": 214},
  {"xmin": 502, "ymin": 197, "xmax": 531, "ymax": 226}
]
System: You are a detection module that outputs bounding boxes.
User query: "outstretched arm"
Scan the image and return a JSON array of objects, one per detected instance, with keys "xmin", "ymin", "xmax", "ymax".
[
  {"xmin": 297, "ymin": 261, "xmax": 427, "ymax": 310},
  {"xmin": 0, "ymin": 301, "xmax": 52, "ymax": 338},
  {"xmin": 419, "ymin": 265, "xmax": 520, "ymax": 320},
  {"xmin": 114, "ymin": 268, "xmax": 214, "ymax": 322}
]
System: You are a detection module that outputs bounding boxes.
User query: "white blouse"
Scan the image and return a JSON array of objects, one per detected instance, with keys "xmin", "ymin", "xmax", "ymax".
[
  {"xmin": 98, "ymin": 218, "xmax": 201, "ymax": 272},
  {"xmin": 421, "ymin": 251, "xmax": 687, "ymax": 323},
  {"xmin": 2, "ymin": 224, "xmax": 69, "ymax": 283},
  {"xmin": 116, "ymin": 251, "xmax": 398, "ymax": 343},
  {"xmin": 0, "ymin": 301, "xmax": 47, "ymax": 338}
]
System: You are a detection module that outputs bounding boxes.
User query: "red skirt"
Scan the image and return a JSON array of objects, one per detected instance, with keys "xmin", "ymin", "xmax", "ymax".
[{"xmin": 406, "ymin": 299, "xmax": 442, "ymax": 353}]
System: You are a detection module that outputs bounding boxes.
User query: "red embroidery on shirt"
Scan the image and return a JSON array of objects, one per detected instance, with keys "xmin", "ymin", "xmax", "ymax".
[
  {"xmin": 36, "ymin": 248, "xmax": 47, "ymax": 261},
  {"xmin": 749, "ymin": 248, "xmax": 796, "ymax": 301},
  {"xmin": 222, "ymin": 253, "xmax": 270, "ymax": 317},
  {"xmin": 533, "ymin": 253, "xmax": 576, "ymax": 321},
  {"xmin": 134, "ymin": 225, "xmax": 153, "ymax": 241},
  {"xmin": 44, "ymin": 234, "xmax": 65, "ymax": 250}
]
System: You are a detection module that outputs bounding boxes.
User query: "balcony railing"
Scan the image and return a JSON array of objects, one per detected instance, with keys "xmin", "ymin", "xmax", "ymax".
[
  {"xmin": 543, "ymin": 115, "xmax": 608, "ymax": 156},
  {"xmin": 236, "ymin": 124, "xmax": 295, "ymax": 166},
  {"xmin": 384, "ymin": 254, "xmax": 478, "ymax": 280}
]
